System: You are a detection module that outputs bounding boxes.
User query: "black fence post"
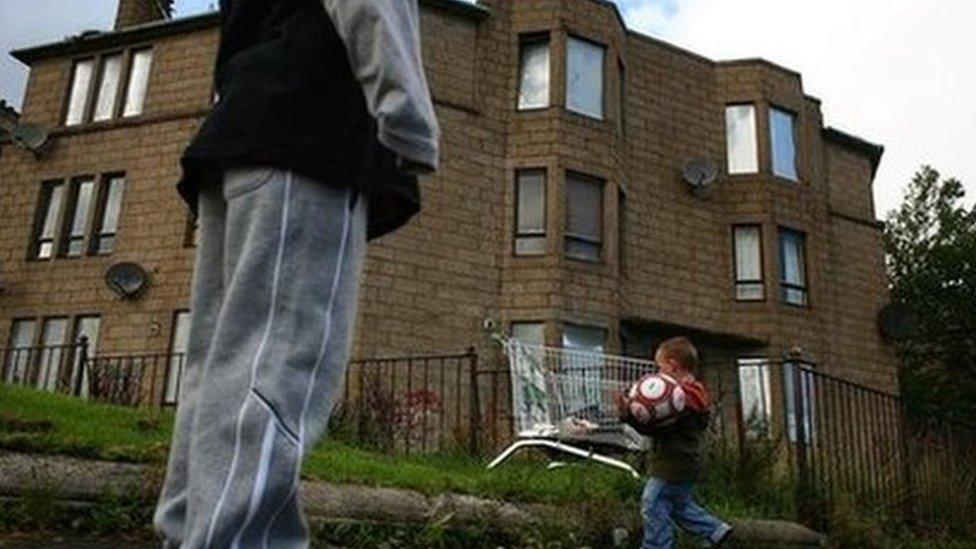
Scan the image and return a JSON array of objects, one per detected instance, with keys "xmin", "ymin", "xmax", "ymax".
[
  {"xmin": 74, "ymin": 336, "xmax": 89, "ymax": 397},
  {"xmin": 789, "ymin": 359, "xmax": 812, "ymax": 523},
  {"xmin": 898, "ymin": 399, "xmax": 916, "ymax": 526},
  {"xmin": 467, "ymin": 347, "xmax": 481, "ymax": 456}
]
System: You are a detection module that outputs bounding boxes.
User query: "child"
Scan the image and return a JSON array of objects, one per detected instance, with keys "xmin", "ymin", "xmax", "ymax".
[{"xmin": 616, "ymin": 337, "xmax": 733, "ymax": 549}]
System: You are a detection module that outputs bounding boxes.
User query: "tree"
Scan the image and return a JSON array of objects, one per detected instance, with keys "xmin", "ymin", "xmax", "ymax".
[{"xmin": 883, "ymin": 166, "xmax": 976, "ymax": 424}]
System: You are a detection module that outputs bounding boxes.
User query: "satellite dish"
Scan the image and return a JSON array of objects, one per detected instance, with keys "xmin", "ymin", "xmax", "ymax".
[
  {"xmin": 877, "ymin": 303, "xmax": 916, "ymax": 341},
  {"xmin": 682, "ymin": 158, "xmax": 718, "ymax": 192},
  {"xmin": 12, "ymin": 123, "xmax": 50, "ymax": 153},
  {"xmin": 0, "ymin": 118, "xmax": 51, "ymax": 155},
  {"xmin": 105, "ymin": 262, "xmax": 149, "ymax": 300}
]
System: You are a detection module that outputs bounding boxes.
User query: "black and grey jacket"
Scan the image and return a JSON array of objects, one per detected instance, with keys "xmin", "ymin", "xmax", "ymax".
[{"xmin": 178, "ymin": 0, "xmax": 440, "ymax": 240}]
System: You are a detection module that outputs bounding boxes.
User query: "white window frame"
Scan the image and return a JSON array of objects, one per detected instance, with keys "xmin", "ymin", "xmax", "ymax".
[
  {"xmin": 165, "ymin": 310, "xmax": 191, "ymax": 404},
  {"xmin": 123, "ymin": 48, "xmax": 153, "ymax": 118},
  {"xmin": 733, "ymin": 225, "xmax": 764, "ymax": 301},
  {"xmin": 64, "ymin": 58, "xmax": 95, "ymax": 126},
  {"xmin": 725, "ymin": 104, "xmax": 759, "ymax": 174},
  {"xmin": 737, "ymin": 358, "xmax": 772, "ymax": 439}
]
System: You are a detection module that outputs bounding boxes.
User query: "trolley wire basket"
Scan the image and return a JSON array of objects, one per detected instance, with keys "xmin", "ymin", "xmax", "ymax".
[{"xmin": 487, "ymin": 336, "xmax": 657, "ymax": 478}]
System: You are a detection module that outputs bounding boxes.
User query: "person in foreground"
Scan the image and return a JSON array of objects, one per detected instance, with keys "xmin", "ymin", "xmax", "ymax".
[
  {"xmin": 616, "ymin": 337, "xmax": 733, "ymax": 549},
  {"xmin": 153, "ymin": 0, "xmax": 439, "ymax": 547}
]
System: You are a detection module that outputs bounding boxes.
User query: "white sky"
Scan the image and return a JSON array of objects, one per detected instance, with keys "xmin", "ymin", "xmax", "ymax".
[{"xmin": 2, "ymin": 0, "xmax": 973, "ymax": 216}]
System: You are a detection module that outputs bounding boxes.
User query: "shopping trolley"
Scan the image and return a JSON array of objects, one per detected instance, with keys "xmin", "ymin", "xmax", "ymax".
[{"xmin": 487, "ymin": 336, "xmax": 657, "ymax": 479}]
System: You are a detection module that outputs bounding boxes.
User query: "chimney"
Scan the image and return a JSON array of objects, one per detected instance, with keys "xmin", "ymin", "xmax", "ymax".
[{"xmin": 115, "ymin": 0, "xmax": 173, "ymax": 30}]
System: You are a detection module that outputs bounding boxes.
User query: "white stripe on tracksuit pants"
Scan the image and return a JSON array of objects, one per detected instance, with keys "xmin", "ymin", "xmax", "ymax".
[{"xmin": 153, "ymin": 167, "xmax": 367, "ymax": 548}]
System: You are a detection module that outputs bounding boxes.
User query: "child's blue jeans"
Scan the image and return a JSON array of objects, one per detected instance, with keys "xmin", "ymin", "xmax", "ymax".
[{"xmin": 641, "ymin": 477, "xmax": 732, "ymax": 549}]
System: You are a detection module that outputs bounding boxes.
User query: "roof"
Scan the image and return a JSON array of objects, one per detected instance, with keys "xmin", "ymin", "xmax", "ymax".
[
  {"xmin": 823, "ymin": 127, "xmax": 885, "ymax": 178},
  {"xmin": 11, "ymin": 0, "xmax": 489, "ymax": 64}
]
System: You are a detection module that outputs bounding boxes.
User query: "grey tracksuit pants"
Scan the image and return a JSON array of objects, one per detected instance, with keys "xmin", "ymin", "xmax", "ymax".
[{"xmin": 153, "ymin": 168, "xmax": 367, "ymax": 548}]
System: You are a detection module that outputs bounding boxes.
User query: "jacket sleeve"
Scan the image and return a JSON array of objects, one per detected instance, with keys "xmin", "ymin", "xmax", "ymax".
[{"xmin": 319, "ymin": 0, "xmax": 441, "ymax": 173}]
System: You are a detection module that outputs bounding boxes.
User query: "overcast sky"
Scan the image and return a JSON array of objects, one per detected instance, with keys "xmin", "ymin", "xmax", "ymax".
[{"xmin": 1, "ymin": 0, "xmax": 973, "ymax": 216}]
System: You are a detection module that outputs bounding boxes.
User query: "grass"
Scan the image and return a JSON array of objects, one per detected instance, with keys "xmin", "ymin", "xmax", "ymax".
[
  {"xmin": 0, "ymin": 384, "xmax": 173, "ymax": 463},
  {"xmin": 0, "ymin": 384, "xmax": 642, "ymax": 509}
]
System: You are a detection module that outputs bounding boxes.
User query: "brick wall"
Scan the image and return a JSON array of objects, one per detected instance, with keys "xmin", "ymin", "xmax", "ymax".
[{"xmin": 0, "ymin": 0, "xmax": 897, "ymax": 396}]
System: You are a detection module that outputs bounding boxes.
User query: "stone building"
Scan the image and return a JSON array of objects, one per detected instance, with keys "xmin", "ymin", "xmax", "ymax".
[{"xmin": 0, "ymin": 0, "xmax": 895, "ymax": 425}]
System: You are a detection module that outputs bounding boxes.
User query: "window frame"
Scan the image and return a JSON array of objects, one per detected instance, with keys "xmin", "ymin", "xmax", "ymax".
[
  {"xmin": 516, "ymin": 33, "xmax": 551, "ymax": 112},
  {"xmin": 3, "ymin": 318, "xmax": 39, "ymax": 384},
  {"xmin": 777, "ymin": 227, "xmax": 809, "ymax": 307},
  {"xmin": 89, "ymin": 173, "xmax": 126, "ymax": 256},
  {"xmin": 564, "ymin": 171, "xmax": 605, "ymax": 263},
  {"xmin": 564, "ymin": 34, "xmax": 607, "ymax": 120},
  {"xmin": 164, "ymin": 309, "xmax": 192, "ymax": 405},
  {"xmin": 122, "ymin": 46, "xmax": 154, "ymax": 118},
  {"xmin": 769, "ymin": 105, "xmax": 799, "ymax": 182},
  {"xmin": 62, "ymin": 45, "xmax": 153, "ymax": 127},
  {"xmin": 782, "ymin": 361, "xmax": 816, "ymax": 443},
  {"xmin": 36, "ymin": 316, "xmax": 70, "ymax": 391},
  {"xmin": 617, "ymin": 187, "xmax": 627, "ymax": 275},
  {"xmin": 617, "ymin": 57, "xmax": 626, "ymax": 135},
  {"xmin": 731, "ymin": 224, "xmax": 766, "ymax": 302},
  {"xmin": 91, "ymin": 50, "xmax": 126, "ymax": 123},
  {"xmin": 29, "ymin": 179, "xmax": 67, "ymax": 261},
  {"xmin": 725, "ymin": 103, "xmax": 759, "ymax": 175},
  {"xmin": 736, "ymin": 356, "xmax": 773, "ymax": 440},
  {"xmin": 59, "ymin": 176, "xmax": 97, "ymax": 258},
  {"xmin": 514, "ymin": 169, "xmax": 547, "ymax": 256},
  {"xmin": 510, "ymin": 321, "xmax": 546, "ymax": 347},
  {"xmin": 62, "ymin": 57, "xmax": 97, "ymax": 127}
]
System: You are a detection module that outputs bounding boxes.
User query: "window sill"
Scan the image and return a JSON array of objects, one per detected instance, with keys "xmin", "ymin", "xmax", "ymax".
[{"xmin": 53, "ymin": 107, "xmax": 211, "ymax": 138}]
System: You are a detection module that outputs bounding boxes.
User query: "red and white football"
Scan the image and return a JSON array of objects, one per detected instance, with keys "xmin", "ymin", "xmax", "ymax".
[{"xmin": 627, "ymin": 373, "xmax": 687, "ymax": 427}]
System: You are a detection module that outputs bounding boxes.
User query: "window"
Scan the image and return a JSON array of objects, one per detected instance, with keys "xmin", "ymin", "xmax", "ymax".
[
  {"xmin": 515, "ymin": 170, "xmax": 546, "ymax": 255},
  {"xmin": 92, "ymin": 53, "xmax": 123, "ymax": 122},
  {"xmin": 566, "ymin": 37, "xmax": 605, "ymax": 119},
  {"xmin": 517, "ymin": 36, "xmax": 550, "ymax": 110},
  {"xmin": 32, "ymin": 181, "xmax": 66, "ymax": 259},
  {"xmin": 565, "ymin": 173, "xmax": 603, "ymax": 261},
  {"xmin": 733, "ymin": 225, "xmax": 764, "ymax": 301},
  {"xmin": 725, "ymin": 105, "xmax": 758, "ymax": 174},
  {"xmin": 511, "ymin": 322, "xmax": 545, "ymax": 347},
  {"xmin": 562, "ymin": 323, "xmax": 606, "ymax": 353},
  {"xmin": 91, "ymin": 175, "xmax": 125, "ymax": 254},
  {"xmin": 737, "ymin": 358, "xmax": 772, "ymax": 439},
  {"xmin": 783, "ymin": 362, "xmax": 816, "ymax": 443},
  {"xmin": 562, "ymin": 323, "xmax": 606, "ymax": 418},
  {"xmin": 770, "ymin": 107, "xmax": 798, "ymax": 180},
  {"xmin": 4, "ymin": 319, "xmax": 37, "ymax": 384},
  {"xmin": 618, "ymin": 189, "xmax": 626, "ymax": 272},
  {"xmin": 71, "ymin": 316, "xmax": 101, "ymax": 397},
  {"xmin": 65, "ymin": 59, "xmax": 95, "ymax": 126},
  {"xmin": 617, "ymin": 59, "xmax": 626, "ymax": 134},
  {"xmin": 36, "ymin": 317, "xmax": 69, "ymax": 392},
  {"xmin": 165, "ymin": 310, "xmax": 191, "ymax": 404},
  {"xmin": 123, "ymin": 48, "xmax": 153, "ymax": 117},
  {"xmin": 62, "ymin": 177, "xmax": 96, "ymax": 257},
  {"xmin": 65, "ymin": 48, "xmax": 152, "ymax": 125},
  {"xmin": 778, "ymin": 228, "xmax": 808, "ymax": 306}
]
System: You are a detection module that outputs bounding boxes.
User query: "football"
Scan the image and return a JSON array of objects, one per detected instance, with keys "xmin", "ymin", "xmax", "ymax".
[{"xmin": 627, "ymin": 373, "xmax": 687, "ymax": 427}]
